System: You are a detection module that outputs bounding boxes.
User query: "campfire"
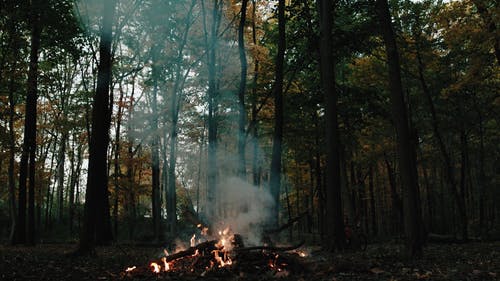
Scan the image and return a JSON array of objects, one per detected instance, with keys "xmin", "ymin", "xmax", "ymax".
[{"xmin": 122, "ymin": 224, "xmax": 307, "ymax": 279}]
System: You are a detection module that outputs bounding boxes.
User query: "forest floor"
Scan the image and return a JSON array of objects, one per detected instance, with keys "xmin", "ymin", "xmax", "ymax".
[{"xmin": 0, "ymin": 241, "xmax": 498, "ymax": 281}]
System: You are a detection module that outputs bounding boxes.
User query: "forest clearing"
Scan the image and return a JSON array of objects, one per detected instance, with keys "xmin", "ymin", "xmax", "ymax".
[{"xmin": 0, "ymin": 0, "xmax": 499, "ymax": 280}]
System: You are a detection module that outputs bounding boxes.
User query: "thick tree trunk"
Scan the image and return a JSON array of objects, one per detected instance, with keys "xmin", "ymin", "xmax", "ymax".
[
  {"xmin": 319, "ymin": 0, "xmax": 345, "ymax": 250},
  {"xmin": 375, "ymin": 0, "xmax": 423, "ymax": 257},
  {"xmin": 78, "ymin": 0, "xmax": 116, "ymax": 254},
  {"xmin": 269, "ymin": 0, "xmax": 286, "ymax": 227},
  {"xmin": 16, "ymin": 3, "xmax": 42, "ymax": 245},
  {"xmin": 237, "ymin": 0, "xmax": 248, "ymax": 179}
]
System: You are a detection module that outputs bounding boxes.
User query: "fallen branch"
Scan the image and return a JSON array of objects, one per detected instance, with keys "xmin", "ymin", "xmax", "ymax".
[
  {"xmin": 164, "ymin": 240, "xmax": 219, "ymax": 262},
  {"xmin": 265, "ymin": 211, "xmax": 309, "ymax": 234},
  {"xmin": 234, "ymin": 240, "xmax": 305, "ymax": 253}
]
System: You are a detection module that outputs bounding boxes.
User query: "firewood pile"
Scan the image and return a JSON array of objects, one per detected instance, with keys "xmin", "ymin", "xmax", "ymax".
[{"xmin": 121, "ymin": 233, "xmax": 308, "ymax": 280}]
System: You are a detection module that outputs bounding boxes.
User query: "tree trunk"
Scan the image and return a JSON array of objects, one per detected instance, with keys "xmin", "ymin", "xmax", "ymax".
[
  {"xmin": 375, "ymin": 0, "xmax": 423, "ymax": 257},
  {"xmin": 251, "ymin": 0, "xmax": 261, "ymax": 188},
  {"xmin": 16, "ymin": 2, "xmax": 42, "ymax": 245},
  {"xmin": 203, "ymin": 0, "xmax": 220, "ymax": 222},
  {"xmin": 237, "ymin": 0, "xmax": 249, "ymax": 179},
  {"xmin": 318, "ymin": 0, "xmax": 345, "ymax": 250},
  {"xmin": 166, "ymin": 0, "xmax": 195, "ymax": 234},
  {"xmin": 269, "ymin": 0, "xmax": 286, "ymax": 227},
  {"xmin": 150, "ymin": 48, "xmax": 161, "ymax": 242},
  {"xmin": 413, "ymin": 19, "xmax": 467, "ymax": 240},
  {"xmin": 8, "ymin": 55, "xmax": 18, "ymax": 245},
  {"xmin": 78, "ymin": 0, "xmax": 116, "ymax": 254},
  {"xmin": 68, "ymin": 136, "xmax": 82, "ymax": 235},
  {"xmin": 56, "ymin": 131, "xmax": 68, "ymax": 222},
  {"xmin": 369, "ymin": 165, "xmax": 377, "ymax": 236}
]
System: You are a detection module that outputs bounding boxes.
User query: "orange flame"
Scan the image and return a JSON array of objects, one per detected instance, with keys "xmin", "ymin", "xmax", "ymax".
[
  {"xmin": 190, "ymin": 234, "xmax": 196, "ymax": 247},
  {"xmin": 150, "ymin": 262, "xmax": 161, "ymax": 273},
  {"xmin": 161, "ymin": 257, "xmax": 171, "ymax": 272}
]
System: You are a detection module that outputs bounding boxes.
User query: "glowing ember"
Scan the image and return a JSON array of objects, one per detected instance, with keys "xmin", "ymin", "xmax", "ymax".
[
  {"xmin": 150, "ymin": 262, "xmax": 161, "ymax": 273},
  {"xmin": 125, "ymin": 266, "xmax": 136, "ymax": 272},
  {"xmin": 161, "ymin": 257, "xmax": 171, "ymax": 272},
  {"xmin": 297, "ymin": 250, "xmax": 307, "ymax": 257},
  {"xmin": 190, "ymin": 234, "xmax": 196, "ymax": 247}
]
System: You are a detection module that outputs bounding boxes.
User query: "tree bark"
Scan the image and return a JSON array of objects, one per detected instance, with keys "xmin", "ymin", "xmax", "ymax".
[
  {"xmin": 369, "ymin": 165, "xmax": 377, "ymax": 236},
  {"xmin": 78, "ymin": 0, "xmax": 116, "ymax": 254},
  {"xmin": 237, "ymin": 0, "xmax": 249, "ymax": 179},
  {"xmin": 8, "ymin": 53, "xmax": 18, "ymax": 245},
  {"xmin": 56, "ymin": 131, "xmax": 68, "ymax": 222},
  {"xmin": 375, "ymin": 0, "xmax": 423, "ymax": 257},
  {"xmin": 318, "ymin": 0, "xmax": 345, "ymax": 250},
  {"xmin": 251, "ymin": 0, "xmax": 261, "ymax": 188},
  {"xmin": 203, "ymin": 0, "xmax": 220, "ymax": 222},
  {"xmin": 269, "ymin": 0, "xmax": 286, "ymax": 227},
  {"xmin": 112, "ymin": 82, "xmax": 125, "ymax": 238},
  {"xmin": 150, "ymin": 47, "xmax": 162, "ymax": 242},
  {"xmin": 16, "ymin": 1, "xmax": 42, "ymax": 245}
]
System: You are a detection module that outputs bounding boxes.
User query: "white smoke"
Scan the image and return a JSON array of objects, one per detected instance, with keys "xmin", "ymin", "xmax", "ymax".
[{"xmin": 213, "ymin": 177, "xmax": 274, "ymax": 246}]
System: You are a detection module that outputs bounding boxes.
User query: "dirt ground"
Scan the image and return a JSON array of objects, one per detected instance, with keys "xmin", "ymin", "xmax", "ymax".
[{"xmin": 0, "ymin": 241, "xmax": 498, "ymax": 280}]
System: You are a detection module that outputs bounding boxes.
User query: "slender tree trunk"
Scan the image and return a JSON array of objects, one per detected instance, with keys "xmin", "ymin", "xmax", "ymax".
[
  {"xmin": 376, "ymin": 0, "xmax": 423, "ymax": 257},
  {"xmin": 477, "ymin": 111, "xmax": 486, "ymax": 233},
  {"xmin": 269, "ymin": 0, "xmax": 286, "ymax": 227},
  {"xmin": 318, "ymin": 0, "xmax": 345, "ymax": 250},
  {"xmin": 8, "ymin": 57, "xmax": 18, "ymax": 245},
  {"xmin": 150, "ymin": 48, "xmax": 161, "ymax": 241},
  {"xmin": 203, "ymin": 0, "xmax": 220, "ymax": 222},
  {"xmin": 56, "ymin": 131, "xmax": 68, "ymax": 222},
  {"xmin": 237, "ymin": 0, "xmax": 249, "ymax": 179},
  {"xmin": 251, "ymin": 0, "xmax": 261, "ymax": 188},
  {"xmin": 78, "ymin": 0, "xmax": 116, "ymax": 254},
  {"xmin": 369, "ymin": 165, "xmax": 377, "ymax": 236},
  {"xmin": 413, "ymin": 21, "xmax": 467, "ymax": 240},
  {"xmin": 45, "ymin": 140, "xmax": 57, "ymax": 230},
  {"xmin": 166, "ymin": 0, "xmax": 196, "ymax": 234},
  {"xmin": 113, "ymin": 83, "xmax": 125, "ymax": 238},
  {"xmin": 68, "ymin": 137, "xmax": 82, "ymax": 235}
]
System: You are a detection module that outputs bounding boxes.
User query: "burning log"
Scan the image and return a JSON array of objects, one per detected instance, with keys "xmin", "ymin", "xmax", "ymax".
[
  {"xmin": 163, "ymin": 239, "xmax": 219, "ymax": 262},
  {"xmin": 124, "ymin": 231, "xmax": 309, "ymax": 279}
]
